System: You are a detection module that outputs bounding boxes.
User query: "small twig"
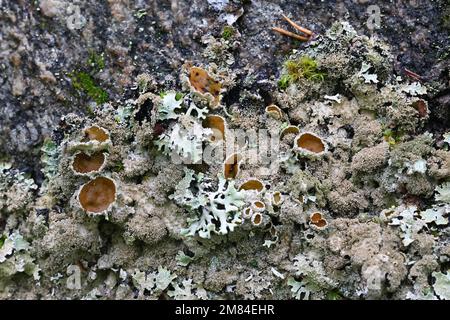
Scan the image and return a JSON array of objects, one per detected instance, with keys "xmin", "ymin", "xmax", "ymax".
[
  {"xmin": 271, "ymin": 27, "xmax": 310, "ymax": 42},
  {"xmin": 404, "ymin": 68, "xmax": 422, "ymax": 81},
  {"xmin": 281, "ymin": 14, "xmax": 313, "ymax": 37}
]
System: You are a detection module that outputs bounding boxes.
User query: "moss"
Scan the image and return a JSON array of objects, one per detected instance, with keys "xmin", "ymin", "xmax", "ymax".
[
  {"xmin": 221, "ymin": 26, "xmax": 235, "ymax": 40},
  {"xmin": 249, "ymin": 259, "xmax": 258, "ymax": 268},
  {"xmin": 326, "ymin": 289, "xmax": 343, "ymax": 300},
  {"xmin": 383, "ymin": 128, "xmax": 404, "ymax": 146},
  {"xmin": 383, "ymin": 193, "xmax": 398, "ymax": 208},
  {"xmin": 286, "ymin": 56, "xmax": 326, "ymax": 81},
  {"xmin": 0, "ymin": 235, "xmax": 5, "ymax": 248},
  {"xmin": 87, "ymin": 50, "xmax": 105, "ymax": 72},
  {"xmin": 175, "ymin": 92, "xmax": 184, "ymax": 101},
  {"xmin": 442, "ymin": 6, "xmax": 450, "ymax": 29},
  {"xmin": 134, "ymin": 9, "xmax": 147, "ymax": 19},
  {"xmin": 277, "ymin": 74, "xmax": 290, "ymax": 90},
  {"xmin": 113, "ymin": 160, "xmax": 124, "ymax": 172},
  {"xmin": 69, "ymin": 71, "xmax": 109, "ymax": 105},
  {"xmin": 278, "ymin": 56, "xmax": 326, "ymax": 90}
]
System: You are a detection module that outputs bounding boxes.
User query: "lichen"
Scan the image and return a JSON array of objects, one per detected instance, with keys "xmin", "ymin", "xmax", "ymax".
[
  {"xmin": 1, "ymin": 18, "xmax": 449, "ymax": 301},
  {"xmin": 172, "ymin": 170, "xmax": 245, "ymax": 239},
  {"xmin": 432, "ymin": 271, "xmax": 450, "ymax": 300},
  {"xmin": 435, "ymin": 182, "xmax": 450, "ymax": 203}
]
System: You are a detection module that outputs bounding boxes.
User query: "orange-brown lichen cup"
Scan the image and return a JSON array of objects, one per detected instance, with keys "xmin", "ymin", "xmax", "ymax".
[
  {"xmin": 203, "ymin": 115, "xmax": 226, "ymax": 142},
  {"xmin": 72, "ymin": 152, "xmax": 106, "ymax": 174},
  {"xmin": 82, "ymin": 126, "xmax": 110, "ymax": 143},
  {"xmin": 224, "ymin": 153, "xmax": 242, "ymax": 179},
  {"xmin": 79, "ymin": 177, "xmax": 116, "ymax": 213},
  {"xmin": 189, "ymin": 67, "xmax": 221, "ymax": 106},
  {"xmin": 265, "ymin": 104, "xmax": 283, "ymax": 120},
  {"xmin": 294, "ymin": 132, "xmax": 326, "ymax": 155},
  {"xmin": 239, "ymin": 179, "xmax": 264, "ymax": 192},
  {"xmin": 309, "ymin": 212, "xmax": 327, "ymax": 229}
]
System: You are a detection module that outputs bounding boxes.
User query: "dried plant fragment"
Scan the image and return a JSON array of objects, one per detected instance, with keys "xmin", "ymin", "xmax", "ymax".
[{"xmin": 411, "ymin": 99, "xmax": 428, "ymax": 118}]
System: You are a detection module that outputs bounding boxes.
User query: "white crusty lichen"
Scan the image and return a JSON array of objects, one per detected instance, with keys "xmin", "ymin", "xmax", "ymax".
[
  {"xmin": 289, "ymin": 254, "xmax": 338, "ymax": 300},
  {"xmin": 168, "ymin": 278, "xmax": 195, "ymax": 299},
  {"xmin": 432, "ymin": 271, "xmax": 450, "ymax": 300},
  {"xmin": 131, "ymin": 270, "xmax": 155, "ymax": 293},
  {"xmin": 131, "ymin": 266, "xmax": 177, "ymax": 295},
  {"xmin": 405, "ymin": 158, "xmax": 427, "ymax": 175},
  {"xmin": 168, "ymin": 278, "xmax": 207, "ymax": 300},
  {"xmin": 0, "ymin": 232, "xmax": 40, "ymax": 284},
  {"xmin": 358, "ymin": 62, "xmax": 379, "ymax": 84},
  {"xmin": 406, "ymin": 288, "xmax": 437, "ymax": 300},
  {"xmin": 155, "ymin": 120, "xmax": 212, "ymax": 163},
  {"xmin": 401, "ymin": 82, "xmax": 427, "ymax": 96},
  {"xmin": 114, "ymin": 104, "xmax": 133, "ymax": 124},
  {"xmin": 155, "ymin": 266, "xmax": 177, "ymax": 291},
  {"xmin": 0, "ymin": 163, "xmax": 38, "ymax": 213},
  {"xmin": 420, "ymin": 205, "xmax": 449, "ymax": 226},
  {"xmin": 172, "ymin": 169, "xmax": 245, "ymax": 238},
  {"xmin": 40, "ymin": 137, "xmax": 61, "ymax": 182},
  {"xmin": 175, "ymin": 251, "xmax": 195, "ymax": 267},
  {"xmin": 326, "ymin": 21, "xmax": 357, "ymax": 40},
  {"xmin": 443, "ymin": 132, "xmax": 450, "ymax": 147},
  {"xmin": 158, "ymin": 92, "xmax": 208, "ymax": 121},
  {"xmin": 387, "ymin": 206, "xmax": 426, "ymax": 246},
  {"xmin": 287, "ymin": 277, "xmax": 317, "ymax": 300},
  {"xmin": 169, "ymin": 168, "xmax": 206, "ymax": 209},
  {"xmin": 435, "ymin": 182, "xmax": 450, "ymax": 203},
  {"xmin": 155, "ymin": 91, "xmax": 211, "ymax": 163},
  {"xmin": 157, "ymin": 92, "xmax": 184, "ymax": 120},
  {"xmin": 324, "ymin": 94, "xmax": 342, "ymax": 103}
]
